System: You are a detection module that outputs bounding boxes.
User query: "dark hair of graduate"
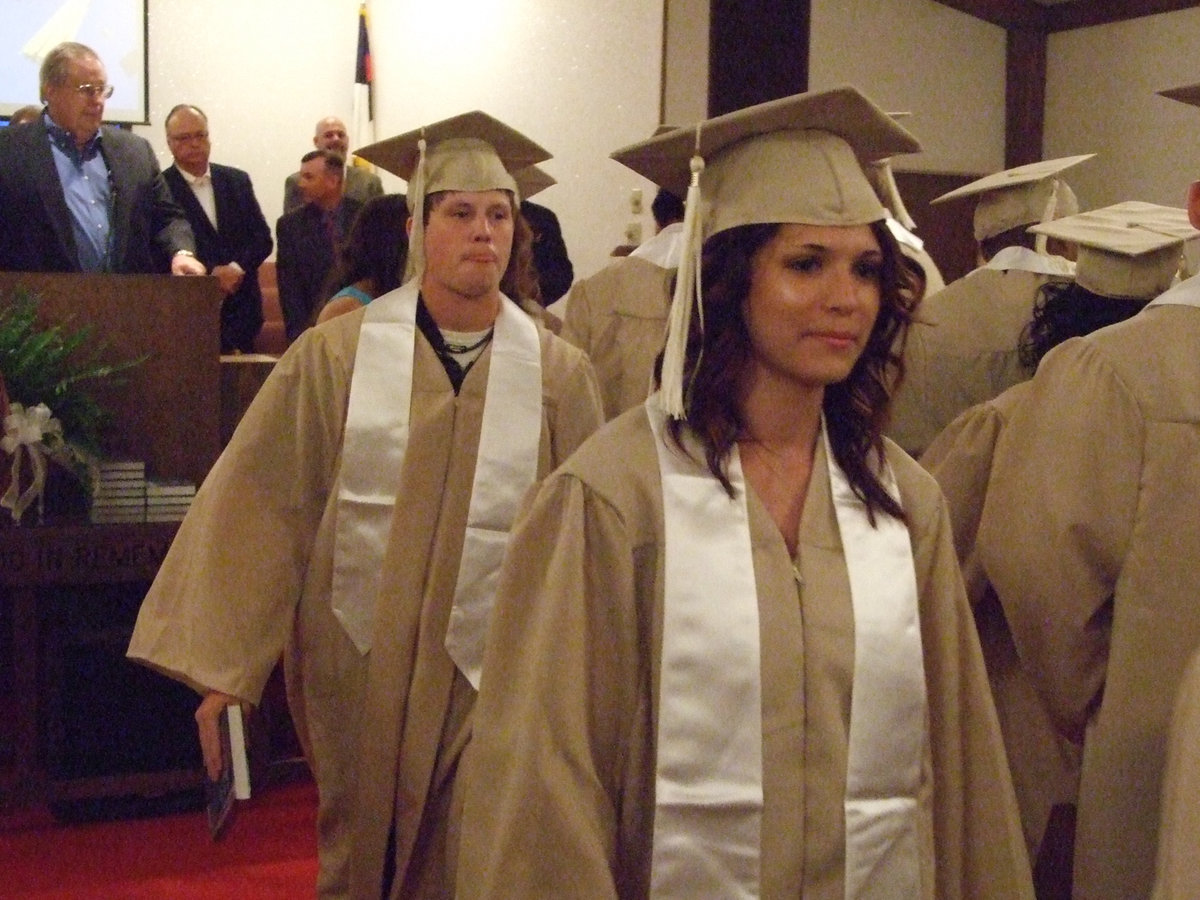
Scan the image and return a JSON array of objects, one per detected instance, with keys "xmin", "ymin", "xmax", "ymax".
[
  {"xmin": 1019, "ymin": 280, "xmax": 1146, "ymax": 371},
  {"xmin": 324, "ymin": 193, "xmax": 410, "ymax": 299},
  {"xmin": 657, "ymin": 219, "xmax": 919, "ymax": 523}
]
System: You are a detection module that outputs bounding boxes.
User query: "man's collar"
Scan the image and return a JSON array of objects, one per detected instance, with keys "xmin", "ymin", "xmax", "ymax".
[
  {"xmin": 44, "ymin": 114, "xmax": 102, "ymax": 158},
  {"xmin": 176, "ymin": 164, "xmax": 212, "ymax": 186}
]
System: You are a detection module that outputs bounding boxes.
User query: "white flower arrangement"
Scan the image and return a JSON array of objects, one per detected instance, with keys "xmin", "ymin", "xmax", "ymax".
[
  {"xmin": 1, "ymin": 401, "xmax": 98, "ymax": 524},
  {"xmin": 0, "ymin": 290, "xmax": 137, "ymax": 524}
]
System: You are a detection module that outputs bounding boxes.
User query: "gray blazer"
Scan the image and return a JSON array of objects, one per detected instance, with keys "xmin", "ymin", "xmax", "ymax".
[{"xmin": 0, "ymin": 118, "xmax": 195, "ymax": 273}]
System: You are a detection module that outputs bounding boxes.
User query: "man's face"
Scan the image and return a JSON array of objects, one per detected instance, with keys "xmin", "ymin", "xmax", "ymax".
[
  {"xmin": 298, "ymin": 158, "xmax": 340, "ymax": 208},
  {"xmin": 165, "ymin": 108, "xmax": 211, "ymax": 177},
  {"xmin": 313, "ymin": 118, "xmax": 349, "ymax": 155},
  {"xmin": 44, "ymin": 54, "xmax": 108, "ymax": 146},
  {"xmin": 421, "ymin": 190, "xmax": 515, "ymax": 302}
]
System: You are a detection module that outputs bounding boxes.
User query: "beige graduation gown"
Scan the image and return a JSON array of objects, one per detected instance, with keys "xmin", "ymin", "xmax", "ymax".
[
  {"xmin": 920, "ymin": 383, "xmax": 1082, "ymax": 861},
  {"xmin": 977, "ymin": 300, "xmax": 1200, "ymax": 900},
  {"xmin": 560, "ymin": 256, "xmax": 674, "ymax": 421},
  {"xmin": 458, "ymin": 408, "xmax": 1033, "ymax": 899},
  {"xmin": 1153, "ymin": 646, "xmax": 1200, "ymax": 900},
  {"xmin": 127, "ymin": 305, "xmax": 604, "ymax": 900},
  {"xmin": 888, "ymin": 266, "xmax": 1055, "ymax": 456}
]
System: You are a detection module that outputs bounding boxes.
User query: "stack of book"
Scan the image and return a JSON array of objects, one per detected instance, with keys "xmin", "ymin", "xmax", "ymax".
[
  {"xmin": 145, "ymin": 477, "xmax": 196, "ymax": 522},
  {"xmin": 89, "ymin": 459, "xmax": 147, "ymax": 524}
]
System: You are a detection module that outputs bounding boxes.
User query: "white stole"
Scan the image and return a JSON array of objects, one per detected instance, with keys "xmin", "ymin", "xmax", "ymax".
[
  {"xmin": 647, "ymin": 397, "xmax": 926, "ymax": 899},
  {"xmin": 984, "ymin": 245, "xmax": 1075, "ymax": 278},
  {"xmin": 1148, "ymin": 273, "xmax": 1200, "ymax": 309},
  {"xmin": 827, "ymin": 427, "xmax": 926, "ymax": 900},
  {"xmin": 330, "ymin": 282, "xmax": 542, "ymax": 687},
  {"xmin": 647, "ymin": 399, "xmax": 762, "ymax": 898}
]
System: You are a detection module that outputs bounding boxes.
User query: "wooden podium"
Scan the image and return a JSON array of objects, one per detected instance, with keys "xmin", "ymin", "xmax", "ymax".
[
  {"xmin": 0, "ymin": 273, "xmax": 224, "ymax": 815},
  {"xmin": 0, "ymin": 272, "xmax": 223, "ymax": 486}
]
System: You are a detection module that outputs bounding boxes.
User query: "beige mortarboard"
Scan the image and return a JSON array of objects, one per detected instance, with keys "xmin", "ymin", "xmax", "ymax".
[
  {"xmin": 610, "ymin": 85, "xmax": 922, "ymax": 417},
  {"xmin": 1028, "ymin": 201, "xmax": 1197, "ymax": 299},
  {"xmin": 933, "ymin": 154, "xmax": 1094, "ymax": 242},
  {"xmin": 355, "ymin": 111, "xmax": 551, "ymax": 281},
  {"xmin": 512, "ymin": 165, "xmax": 555, "ymax": 200},
  {"xmin": 1157, "ymin": 82, "xmax": 1200, "ymax": 108}
]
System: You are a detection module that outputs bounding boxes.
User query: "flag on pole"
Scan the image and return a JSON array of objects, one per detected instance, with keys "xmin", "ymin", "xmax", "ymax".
[{"xmin": 351, "ymin": 3, "xmax": 375, "ymax": 153}]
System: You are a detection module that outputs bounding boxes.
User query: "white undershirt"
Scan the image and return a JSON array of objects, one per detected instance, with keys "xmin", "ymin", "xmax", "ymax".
[
  {"xmin": 179, "ymin": 166, "xmax": 217, "ymax": 229},
  {"xmin": 440, "ymin": 327, "xmax": 493, "ymax": 370}
]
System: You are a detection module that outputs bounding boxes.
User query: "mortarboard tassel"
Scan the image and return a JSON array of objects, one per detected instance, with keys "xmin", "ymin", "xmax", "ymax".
[
  {"xmin": 403, "ymin": 133, "xmax": 429, "ymax": 283},
  {"xmin": 1034, "ymin": 178, "xmax": 1063, "ymax": 257},
  {"xmin": 659, "ymin": 127, "xmax": 705, "ymax": 420}
]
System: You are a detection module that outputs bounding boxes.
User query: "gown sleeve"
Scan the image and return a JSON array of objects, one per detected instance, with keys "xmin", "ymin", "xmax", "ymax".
[
  {"xmin": 458, "ymin": 467, "xmax": 652, "ymax": 899},
  {"xmin": 127, "ymin": 326, "xmax": 350, "ymax": 702}
]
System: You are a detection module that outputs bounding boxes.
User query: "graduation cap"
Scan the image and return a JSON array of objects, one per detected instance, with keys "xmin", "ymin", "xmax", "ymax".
[
  {"xmin": 933, "ymin": 154, "xmax": 1094, "ymax": 243},
  {"xmin": 609, "ymin": 85, "xmax": 921, "ymax": 417},
  {"xmin": 355, "ymin": 111, "xmax": 551, "ymax": 281},
  {"xmin": 512, "ymin": 165, "xmax": 555, "ymax": 200},
  {"xmin": 1028, "ymin": 201, "xmax": 1197, "ymax": 299},
  {"xmin": 1157, "ymin": 82, "xmax": 1200, "ymax": 108}
]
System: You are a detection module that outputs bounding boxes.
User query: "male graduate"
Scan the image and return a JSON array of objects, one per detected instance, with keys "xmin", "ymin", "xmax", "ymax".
[
  {"xmin": 127, "ymin": 110, "xmax": 604, "ymax": 899},
  {"xmin": 974, "ymin": 84, "xmax": 1200, "ymax": 900},
  {"xmin": 886, "ymin": 155, "xmax": 1091, "ymax": 455},
  {"xmin": 560, "ymin": 178, "xmax": 685, "ymax": 420}
]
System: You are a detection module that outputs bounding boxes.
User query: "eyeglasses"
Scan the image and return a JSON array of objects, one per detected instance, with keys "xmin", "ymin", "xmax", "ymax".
[
  {"xmin": 73, "ymin": 83, "xmax": 114, "ymax": 100},
  {"xmin": 168, "ymin": 131, "xmax": 209, "ymax": 143}
]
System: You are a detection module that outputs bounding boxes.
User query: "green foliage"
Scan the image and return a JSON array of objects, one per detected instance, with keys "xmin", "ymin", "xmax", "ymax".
[{"xmin": 0, "ymin": 289, "xmax": 145, "ymax": 458}]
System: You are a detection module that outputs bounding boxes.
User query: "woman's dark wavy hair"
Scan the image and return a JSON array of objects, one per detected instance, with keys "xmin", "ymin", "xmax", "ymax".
[
  {"xmin": 1018, "ymin": 280, "xmax": 1146, "ymax": 371},
  {"xmin": 658, "ymin": 219, "xmax": 920, "ymax": 523},
  {"xmin": 323, "ymin": 193, "xmax": 409, "ymax": 300},
  {"xmin": 423, "ymin": 190, "xmax": 541, "ymax": 305}
]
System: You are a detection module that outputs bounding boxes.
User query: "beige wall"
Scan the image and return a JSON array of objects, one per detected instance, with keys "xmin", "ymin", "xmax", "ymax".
[
  {"xmin": 809, "ymin": 0, "xmax": 1007, "ymax": 177},
  {"xmin": 1046, "ymin": 7, "xmax": 1200, "ymax": 215}
]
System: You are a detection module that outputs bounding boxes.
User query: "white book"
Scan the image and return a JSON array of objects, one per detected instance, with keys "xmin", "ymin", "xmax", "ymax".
[
  {"xmin": 227, "ymin": 703, "xmax": 250, "ymax": 800},
  {"xmin": 206, "ymin": 703, "xmax": 251, "ymax": 840},
  {"xmin": 145, "ymin": 479, "xmax": 197, "ymax": 497}
]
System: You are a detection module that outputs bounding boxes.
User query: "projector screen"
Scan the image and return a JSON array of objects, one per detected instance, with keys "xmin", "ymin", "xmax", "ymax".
[{"xmin": 0, "ymin": 0, "xmax": 148, "ymax": 124}]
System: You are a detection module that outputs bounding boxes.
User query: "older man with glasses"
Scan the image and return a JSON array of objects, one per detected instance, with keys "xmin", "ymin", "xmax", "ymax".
[
  {"xmin": 163, "ymin": 104, "xmax": 273, "ymax": 352},
  {"xmin": 0, "ymin": 41, "xmax": 204, "ymax": 275}
]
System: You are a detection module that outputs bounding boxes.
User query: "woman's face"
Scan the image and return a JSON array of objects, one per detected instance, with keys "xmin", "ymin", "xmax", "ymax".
[{"xmin": 741, "ymin": 222, "xmax": 883, "ymax": 392}]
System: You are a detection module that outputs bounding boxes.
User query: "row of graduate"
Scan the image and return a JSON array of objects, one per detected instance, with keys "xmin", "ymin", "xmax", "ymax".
[{"xmin": 125, "ymin": 79, "xmax": 1200, "ymax": 900}]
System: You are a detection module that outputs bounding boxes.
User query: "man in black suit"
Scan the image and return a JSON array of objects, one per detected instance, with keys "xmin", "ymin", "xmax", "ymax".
[
  {"xmin": 0, "ymin": 42, "xmax": 203, "ymax": 276},
  {"xmin": 163, "ymin": 104, "xmax": 273, "ymax": 352},
  {"xmin": 275, "ymin": 150, "xmax": 363, "ymax": 343}
]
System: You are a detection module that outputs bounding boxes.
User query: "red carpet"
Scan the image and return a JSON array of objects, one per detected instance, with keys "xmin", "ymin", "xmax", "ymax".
[{"xmin": 0, "ymin": 779, "xmax": 318, "ymax": 898}]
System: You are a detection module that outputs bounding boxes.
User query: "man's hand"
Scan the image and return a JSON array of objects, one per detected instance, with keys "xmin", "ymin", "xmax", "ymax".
[
  {"xmin": 171, "ymin": 251, "xmax": 207, "ymax": 276},
  {"xmin": 195, "ymin": 690, "xmax": 240, "ymax": 780},
  {"xmin": 211, "ymin": 263, "xmax": 245, "ymax": 295}
]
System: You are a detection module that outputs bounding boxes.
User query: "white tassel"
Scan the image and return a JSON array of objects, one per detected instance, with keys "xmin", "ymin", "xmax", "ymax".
[
  {"xmin": 870, "ymin": 160, "xmax": 916, "ymax": 231},
  {"xmin": 659, "ymin": 138, "xmax": 705, "ymax": 419},
  {"xmin": 1034, "ymin": 179, "xmax": 1061, "ymax": 256},
  {"xmin": 403, "ymin": 133, "xmax": 428, "ymax": 283}
]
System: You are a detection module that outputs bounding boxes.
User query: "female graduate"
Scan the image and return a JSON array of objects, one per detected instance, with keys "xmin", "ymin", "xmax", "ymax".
[{"xmin": 457, "ymin": 86, "xmax": 1033, "ymax": 900}]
